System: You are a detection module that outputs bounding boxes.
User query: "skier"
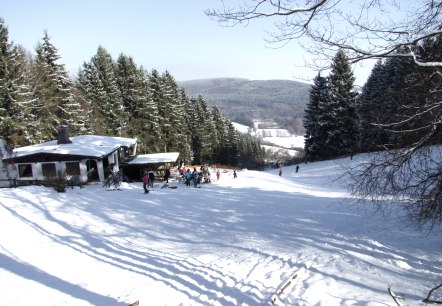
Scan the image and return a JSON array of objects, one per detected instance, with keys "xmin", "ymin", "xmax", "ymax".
[
  {"xmin": 184, "ymin": 168, "xmax": 192, "ymax": 186},
  {"xmin": 233, "ymin": 169, "xmax": 237, "ymax": 179},
  {"xmin": 148, "ymin": 170, "xmax": 155, "ymax": 188},
  {"xmin": 142, "ymin": 170, "xmax": 149, "ymax": 194},
  {"xmin": 192, "ymin": 168, "xmax": 199, "ymax": 187},
  {"xmin": 164, "ymin": 168, "xmax": 171, "ymax": 183}
]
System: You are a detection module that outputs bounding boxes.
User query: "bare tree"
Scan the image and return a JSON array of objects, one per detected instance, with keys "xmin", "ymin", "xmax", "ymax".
[
  {"xmin": 205, "ymin": 1, "xmax": 442, "ymax": 69},
  {"xmin": 206, "ymin": 0, "xmax": 442, "ymax": 229}
]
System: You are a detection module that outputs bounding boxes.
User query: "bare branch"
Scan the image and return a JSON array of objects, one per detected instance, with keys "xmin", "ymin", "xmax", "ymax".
[
  {"xmin": 388, "ymin": 285, "xmax": 405, "ymax": 306},
  {"xmin": 206, "ymin": 0, "xmax": 442, "ymax": 69},
  {"xmin": 422, "ymin": 283, "xmax": 442, "ymax": 304}
]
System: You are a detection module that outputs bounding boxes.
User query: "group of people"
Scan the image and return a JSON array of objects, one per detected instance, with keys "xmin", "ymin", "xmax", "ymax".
[
  {"xmin": 278, "ymin": 164, "xmax": 300, "ymax": 177},
  {"xmin": 142, "ymin": 164, "xmax": 239, "ymax": 193},
  {"xmin": 184, "ymin": 168, "xmax": 199, "ymax": 187},
  {"xmin": 181, "ymin": 166, "xmax": 222, "ymax": 187}
]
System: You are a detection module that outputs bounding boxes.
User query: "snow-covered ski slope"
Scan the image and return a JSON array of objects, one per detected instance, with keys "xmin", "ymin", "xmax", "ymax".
[{"xmin": 0, "ymin": 156, "xmax": 440, "ymax": 305}]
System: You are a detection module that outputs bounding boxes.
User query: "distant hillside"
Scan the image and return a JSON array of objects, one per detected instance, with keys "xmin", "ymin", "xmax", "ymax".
[{"xmin": 178, "ymin": 78, "xmax": 311, "ymax": 135}]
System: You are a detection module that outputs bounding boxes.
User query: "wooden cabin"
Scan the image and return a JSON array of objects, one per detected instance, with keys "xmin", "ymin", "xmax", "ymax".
[{"xmin": 1, "ymin": 126, "xmax": 137, "ymax": 184}]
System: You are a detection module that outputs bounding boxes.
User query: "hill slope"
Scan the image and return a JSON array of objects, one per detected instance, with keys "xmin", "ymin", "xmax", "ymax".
[
  {"xmin": 179, "ymin": 78, "xmax": 311, "ymax": 134},
  {"xmin": 1, "ymin": 158, "xmax": 441, "ymax": 305}
]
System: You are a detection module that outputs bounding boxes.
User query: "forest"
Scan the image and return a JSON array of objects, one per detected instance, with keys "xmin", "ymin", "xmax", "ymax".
[
  {"xmin": 0, "ymin": 18, "xmax": 266, "ymax": 169},
  {"xmin": 178, "ymin": 78, "xmax": 310, "ymax": 135},
  {"xmin": 304, "ymin": 43, "xmax": 442, "ymax": 161},
  {"xmin": 302, "ymin": 40, "xmax": 441, "ymax": 229}
]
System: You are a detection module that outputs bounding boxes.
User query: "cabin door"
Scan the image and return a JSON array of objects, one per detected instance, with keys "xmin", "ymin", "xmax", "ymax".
[{"xmin": 86, "ymin": 160, "xmax": 99, "ymax": 181}]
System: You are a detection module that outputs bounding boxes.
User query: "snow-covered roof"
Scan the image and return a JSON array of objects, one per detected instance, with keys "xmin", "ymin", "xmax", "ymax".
[
  {"xmin": 7, "ymin": 135, "xmax": 137, "ymax": 159},
  {"xmin": 125, "ymin": 152, "xmax": 179, "ymax": 164}
]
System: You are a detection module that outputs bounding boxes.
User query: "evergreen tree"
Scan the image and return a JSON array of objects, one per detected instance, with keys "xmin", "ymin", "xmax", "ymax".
[
  {"xmin": 211, "ymin": 106, "xmax": 227, "ymax": 162},
  {"xmin": 131, "ymin": 67, "xmax": 157, "ymax": 153},
  {"xmin": 327, "ymin": 49, "xmax": 359, "ymax": 157},
  {"xmin": 237, "ymin": 132, "xmax": 265, "ymax": 168},
  {"xmin": 0, "ymin": 18, "xmax": 36, "ymax": 146},
  {"xmin": 357, "ymin": 60, "xmax": 392, "ymax": 152},
  {"xmin": 146, "ymin": 69, "xmax": 164, "ymax": 152},
  {"xmin": 383, "ymin": 48, "xmax": 439, "ymax": 148},
  {"xmin": 173, "ymin": 88, "xmax": 192, "ymax": 159},
  {"xmin": 304, "ymin": 73, "xmax": 331, "ymax": 160},
  {"xmin": 88, "ymin": 46, "xmax": 126, "ymax": 136},
  {"xmin": 225, "ymin": 120, "xmax": 239, "ymax": 165},
  {"xmin": 76, "ymin": 61, "xmax": 102, "ymax": 134},
  {"xmin": 115, "ymin": 53, "xmax": 145, "ymax": 138},
  {"xmin": 72, "ymin": 68, "xmax": 93, "ymax": 135},
  {"xmin": 192, "ymin": 95, "xmax": 214, "ymax": 163},
  {"xmin": 358, "ymin": 43, "xmax": 441, "ymax": 152},
  {"xmin": 33, "ymin": 31, "xmax": 86, "ymax": 140},
  {"xmin": 188, "ymin": 96, "xmax": 204, "ymax": 164},
  {"xmin": 159, "ymin": 71, "xmax": 187, "ymax": 153}
]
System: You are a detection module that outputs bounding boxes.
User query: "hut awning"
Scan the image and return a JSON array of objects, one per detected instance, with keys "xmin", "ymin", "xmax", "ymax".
[{"xmin": 125, "ymin": 152, "xmax": 179, "ymax": 165}]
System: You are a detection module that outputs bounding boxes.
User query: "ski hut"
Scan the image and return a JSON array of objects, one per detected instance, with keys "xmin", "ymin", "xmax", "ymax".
[
  {"xmin": 121, "ymin": 152, "xmax": 180, "ymax": 181},
  {"xmin": 1, "ymin": 126, "xmax": 137, "ymax": 185}
]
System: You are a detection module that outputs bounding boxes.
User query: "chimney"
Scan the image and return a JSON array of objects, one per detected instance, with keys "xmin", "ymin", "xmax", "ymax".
[{"xmin": 57, "ymin": 125, "xmax": 72, "ymax": 145}]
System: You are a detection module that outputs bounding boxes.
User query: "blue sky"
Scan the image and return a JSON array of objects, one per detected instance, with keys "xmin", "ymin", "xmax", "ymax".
[{"xmin": 1, "ymin": 0, "xmax": 373, "ymax": 85}]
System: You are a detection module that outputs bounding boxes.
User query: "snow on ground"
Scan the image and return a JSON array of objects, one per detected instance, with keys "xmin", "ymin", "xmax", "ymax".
[
  {"xmin": 0, "ymin": 157, "xmax": 441, "ymax": 305},
  {"xmin": 262, "ymin": 136, "xmax": 304, "ymax": 149},
  {"xmin": 232, "ymin": 122, "xmax": 251, "ymax": 134},
  {"xmin": 232, "ymin": 122, "xmax": 304, "ymax": 157}
]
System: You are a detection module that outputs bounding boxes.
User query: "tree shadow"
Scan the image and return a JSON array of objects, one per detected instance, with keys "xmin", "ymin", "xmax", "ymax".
[{"xmin": 0, "ymin": 252, "xmax": 125, "ymax": 305}]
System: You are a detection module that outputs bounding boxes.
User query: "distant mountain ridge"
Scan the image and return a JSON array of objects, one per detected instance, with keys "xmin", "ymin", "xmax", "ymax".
[{"xmin": 178, "ymin": 78, "xmax": 310, "ymax": 135}]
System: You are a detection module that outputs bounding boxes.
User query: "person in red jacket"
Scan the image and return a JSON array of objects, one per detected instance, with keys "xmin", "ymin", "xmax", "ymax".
[{"xmin": 142, "ymin": 170, "xmax": 149, "ymax": 194}]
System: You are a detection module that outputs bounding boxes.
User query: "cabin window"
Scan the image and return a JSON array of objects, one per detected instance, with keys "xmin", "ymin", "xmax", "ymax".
[
  {"xmin": 18, "ymin": 164, "xmax": 33, "ymax": 178},
  {"xmin": 66, "ymin": 162, "xmax": 80, "ymax": 176},
  {"xmin": 42, "ymin": 163, "xmax": 57, "ymax": 178}
]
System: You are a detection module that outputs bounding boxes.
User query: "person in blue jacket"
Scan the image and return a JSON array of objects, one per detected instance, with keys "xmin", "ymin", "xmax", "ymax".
[{"xmin": 184, "ymin": 168, "xmax": 193, "ymax": 186}]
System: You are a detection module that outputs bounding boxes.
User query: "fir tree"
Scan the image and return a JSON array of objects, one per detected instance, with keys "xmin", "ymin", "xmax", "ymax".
[
  {"xmin": 359, "ymin": 44, "xmax": 441, "ymax": 152},
  {"xmin": 211, "ymin": 106, "xmax": 227, "ymax": 162},
  {"xmin": 133, "ymin": 68, "xmax": 155, "ymax": 153},
  {"xmin": 159, "ymin": 71, "xmax": 187, "ymax": 153},
  {"xmin": 193, "ymin": 95, "xmax": 215, "ymax": 163},
  {"xmin": 146, "ymin": 69, "xmax": 164, "ymax": 153},
  {"xmin": 188, "ymin": 96, "xmax": 204, "ymax": 164},
  {"xmin": 115, "ymin": 53, "xmax": 145, "ymax": 138},
  {"xmin": 327, "ymin": 49, "xmax": 359, "ymax": 158},
  {"xmin": 76, "ymin": 61, "xmax": 103, "ymax": 134},
  {"xmin": 357, "ymin": 59, "xmax": 396, "ymax": 152},
  {"xmin": 237, "ymin": 133, "xmax": 265, "ymax": 168},
  {"xmin": 88, "ymin": 46, "xmax": 126, "ymax": 136},
  {"xmin": 225, "ymin": 120, "xmax": 239, "ymax": 166},
  {"xmin": 304, "ymin": 73, "xmax": 331, "ymax": 161},
  {"xmin": 0, "ymin": 18, "xmax": 36, "ymax": 146},
  {"xmin": 15, "ymin": 46, "xmax": 43, "ymax": 144},
  {"xmin": 174, "ymin": 88, "xmax": 192, "ymax": 159},
  {"xmin": 33, "ymin": 31, "xmax": 86, "ymax": 140}
]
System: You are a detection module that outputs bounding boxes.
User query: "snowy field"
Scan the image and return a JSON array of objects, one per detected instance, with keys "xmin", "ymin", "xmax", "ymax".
[
  {"xmin": 232, "ymin": 122, "xmax": 304, "ymax": 157},
  {"xmin": 0, "ymin": 157, "xmax": 441, "ymax": 305}
]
